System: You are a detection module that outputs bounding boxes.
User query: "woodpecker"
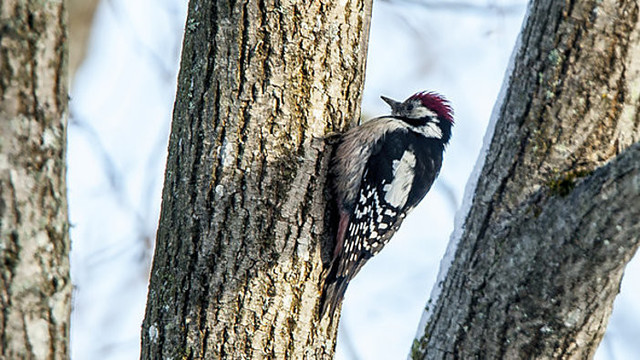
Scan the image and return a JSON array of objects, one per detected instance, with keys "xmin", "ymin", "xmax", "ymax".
[{"xmin": 320, "ymin": 91, "xmax": 453, "ymax": 318}]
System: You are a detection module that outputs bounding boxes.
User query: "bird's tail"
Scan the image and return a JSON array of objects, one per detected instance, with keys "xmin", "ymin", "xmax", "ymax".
[
  {"xmin": 319, "ymin": 248, "xmax": 372, "ymax": 320},
  {"xmin": 319, "ymin": 256, "xmax": 352, "ymax": 320},
  {"xmin": 319, "ymin": 277, "xmax": 349, "ymax": 320}
]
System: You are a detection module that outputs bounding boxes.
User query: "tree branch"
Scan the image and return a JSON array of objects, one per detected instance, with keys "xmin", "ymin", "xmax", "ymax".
[
  {"xmin": 457, "ymin": 142, "xmax": 640, "ymax": 358},
  {"xmin": 413, "ymin": 0, "xmax": 640, "ymax": 357}
]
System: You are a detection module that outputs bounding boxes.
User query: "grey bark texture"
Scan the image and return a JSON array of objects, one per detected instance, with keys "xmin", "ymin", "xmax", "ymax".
[
  {"xmin": 141, "ymin": 0, "xmax": 372, "ymax": 359},
  {"xmin": 0, "ymin": 1, "xmax": 70, "ymax": 359},
  {"xmin": 414, "ymin": 0, "xmax": 640, "ymax": 358}
]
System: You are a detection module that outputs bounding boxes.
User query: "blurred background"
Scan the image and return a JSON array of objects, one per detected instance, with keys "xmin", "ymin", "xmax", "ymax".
[{"xmin": 67, "ymin": 0, "xmax": 640, "ymax": 359}]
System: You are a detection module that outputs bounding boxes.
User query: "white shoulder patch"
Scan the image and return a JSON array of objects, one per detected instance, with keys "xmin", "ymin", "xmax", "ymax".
[
  {"xmin": 382, "ymin": 150, "xmax": 416, "ymax": 208},
  {"xmin": 415, "ymin": 121, "xmax": 443, "ymax": 139},
  {"xmin": 407, "ymin": 107, "xmax": 437, "ymax": 119}
]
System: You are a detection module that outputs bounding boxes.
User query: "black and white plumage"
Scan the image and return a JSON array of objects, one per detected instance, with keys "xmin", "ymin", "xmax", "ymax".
[{"xmin": 320, "ymin": 91, "xmax": 454, "ymax": 318}]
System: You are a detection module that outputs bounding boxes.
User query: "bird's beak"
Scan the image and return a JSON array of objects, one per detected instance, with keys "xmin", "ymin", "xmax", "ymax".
[{"xmin": 380, "ymin": 95, "xmax": 402, "ymax": 113}]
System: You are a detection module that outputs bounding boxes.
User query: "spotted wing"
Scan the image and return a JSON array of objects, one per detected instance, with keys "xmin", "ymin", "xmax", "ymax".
[
  {"xmin": 321, "ymin": 131, "xmax": 442, "ymax": 317},
  {"xmin": 336, "ymin": 132, "xmax": 417, "ymax": 276}
]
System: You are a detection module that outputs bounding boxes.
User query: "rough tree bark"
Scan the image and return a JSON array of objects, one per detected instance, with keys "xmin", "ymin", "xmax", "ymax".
[
  {"xmin": 413, "ymin": 0, "xmax": 640, "ymax": 358},
  {"xmin": 0, "ymin": 1, "xmax": 70, "ymax": 359},
  {"xmin": 141, "ymin": 0, "xmax": 372, "ymax": 358}
]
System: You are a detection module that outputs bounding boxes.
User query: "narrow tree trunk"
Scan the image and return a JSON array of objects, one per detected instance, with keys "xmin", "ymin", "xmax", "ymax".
[
  {"xmin": 0, "ymin": 1, "xmax": 70, "ymax": 359},
  {"xmin": 141, "ymin": 1, "xmax": 372, "ymax": 358},
  {"xmin": 413, "ymin": 0, "xmax": 640, "ymax": 358}
]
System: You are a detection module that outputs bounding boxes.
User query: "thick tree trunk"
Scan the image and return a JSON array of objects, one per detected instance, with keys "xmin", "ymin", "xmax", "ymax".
[
  {"xmin": 413, "ymin": 0, "xmax": 640, "ymax": 358},
  {"xmin": 0, "ymin": 1, "xmax": 70, "ymax": 359},
  {"xmin": 141, "ymin": 0, "xmax": 372, "ymax": 358}
]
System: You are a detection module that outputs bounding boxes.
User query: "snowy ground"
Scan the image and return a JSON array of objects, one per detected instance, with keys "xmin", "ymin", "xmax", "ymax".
[{"xmin": 68, "ymin": 0, "xmax": 639, "ymax": 359}]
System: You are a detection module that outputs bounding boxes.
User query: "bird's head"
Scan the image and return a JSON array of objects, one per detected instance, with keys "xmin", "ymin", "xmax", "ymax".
[{"xmin": 381, "ymin": 91, "xmax": 454, "ymax": 124}]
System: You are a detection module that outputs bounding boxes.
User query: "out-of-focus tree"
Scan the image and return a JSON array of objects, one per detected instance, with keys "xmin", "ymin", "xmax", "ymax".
[
  {"xmin": 69, "ymin": 0, "xmax": 100, "ymax": 77},
  {"xmin": 413, "ymin": 0, "xmax": 640, "ymax": 358},
  {"xmin": 0, "ymin": 1, "xmax": 70, "ymax": 358}
]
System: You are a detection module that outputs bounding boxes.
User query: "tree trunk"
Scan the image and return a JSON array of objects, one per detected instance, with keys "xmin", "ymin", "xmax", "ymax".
[
  {"xmin": 0, "ymin": 1, "xmax": 70, "ymax": 359},
  {"xmin": 413, "ymin": 0, "xmax": 640, "ymax": 358},
  {"xmin": 141, "ymin": 0, "xmax": 372, "ymax": 358}
]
